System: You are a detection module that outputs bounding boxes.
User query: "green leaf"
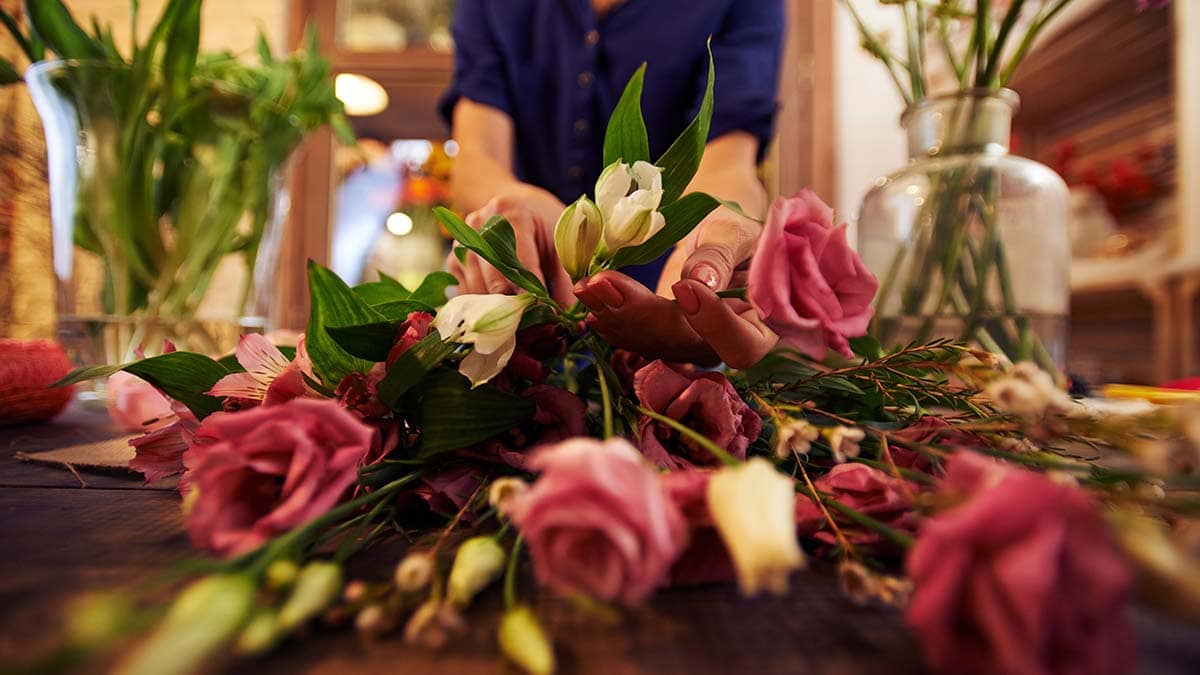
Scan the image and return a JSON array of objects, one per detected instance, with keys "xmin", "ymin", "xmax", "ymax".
[
  {"xmin": 849, "ymin": 335, "xmax": 884, "ymax": 360},
  {"xmin": 306, "ymin": 261, "xmax": 386, "ymax": 386},
  {"xmin": 325, "ymin": 320, "xmax": 406, "ymax": 362},
  {"xmin": 407, "ymin": 271, "xmax": 458, "ymax": 308},
  {"xmin": 407, "ymin": 369, "xmax": 535, "ymax": 457},
  {"xmin": 433, "ymin": 207, "xmax": 548, "ymax": 297},
  {"xmin": 602, "ymin": 63, "xmax": 650, "ymax": 168},
  {"xmin": 54, "ymin": 352, "xmax": 231, "ymax": 419},
  {"xmin": 377, "ymin": 333, "xmax": 457, "ymax": 407},
  {"xmin": 657, "ymin": 40, "xmax": 714, "ymax": 205},
  {"xmin": 24, "ymin": 0, "xmax": 103, "ymax": 59},
  {"xmin": 353, "ymin": 276, "xmax": 410, "ymax": 305},
  {"xmin": 0, "ymin": 58, "xmax": 18, "ymax": 85},
  {"xmin": 256, "ymin": 32, "xmax": 273, "ymax": 64},
  {"xmin": 160, "ymin": 0, "xmax": 201, "ymax": 102},
  {"xmin": 609, "ymin": 192, "xmax": 721, "ymax": 268},
  {"xmin": 0, "ymin": 8, "xmax": 37, "ymax": 62}
]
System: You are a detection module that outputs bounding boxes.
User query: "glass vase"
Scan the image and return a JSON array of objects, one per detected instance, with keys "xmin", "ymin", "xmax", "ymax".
[
  {"xmin": 25, "ymin": 60, "xmax": 290, "ymax": 371},
  {"xmin": 857, "ymin": 89, "xmax": 1070, "ymax": 372}
]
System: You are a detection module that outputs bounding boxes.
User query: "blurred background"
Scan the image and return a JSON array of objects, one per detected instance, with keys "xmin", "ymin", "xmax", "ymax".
[{"xmin": 0, "ymin": 0, "xmax": 1194, "ymax": 385}]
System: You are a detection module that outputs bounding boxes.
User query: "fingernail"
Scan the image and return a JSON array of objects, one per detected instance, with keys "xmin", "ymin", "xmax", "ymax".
[
  {"xmin": 689, "ymin": 264, "xmax": 721, "ymax": 290},
  {"xmin": 591, "ymin": 279, "xmax": 624, "ymax": 308},
  {"xmin": 673, "ymin": 281, "xmax": 700, "ymax": 315}
]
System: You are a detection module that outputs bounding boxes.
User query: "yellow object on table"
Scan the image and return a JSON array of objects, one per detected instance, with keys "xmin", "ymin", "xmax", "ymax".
[{"xmin": 1101, "ymin": 384, "xmax": 1200, "ymax": 404}]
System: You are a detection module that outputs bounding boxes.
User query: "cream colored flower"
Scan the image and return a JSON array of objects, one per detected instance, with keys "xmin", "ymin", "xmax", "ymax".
[
  {"xmin": 707, "ymin": 458, "xmax": 805, "ymax": 596},
  {"xmin": 394, "ymin": 551, "xmax": 435, "ymax": 592},
  {"xmin": 594, "ymin": 160, "xmax": 666, "ymax": 255},
  {"xmin": 403, "ymin": 599, "xmax": 465, "ymax": 649},
  {"xmin": 775, "ymin": 418, "xmax": 820, "ymax": 460},
  {"xmin": 553, "ymin": 196, "xmax": 603, "ymax": 282},
  {"xmin": 488, "ymin": 477, "xmax": 529, "ymax": 514},
  {"xmin": 825, "ymin": 426, "xmax": 865, "ymax": 463},
  {"xmin": 987, "ymin": 362, "xmax": 1074, "ymax": 418},
  {"xmin": 432, "ymin": 293, "xmax": 535, "ymax": 387}
]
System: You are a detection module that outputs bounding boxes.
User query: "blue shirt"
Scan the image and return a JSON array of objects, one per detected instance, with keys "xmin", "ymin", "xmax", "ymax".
[{"xmin": 440, "ymin": 0, "xmax": 784, "ymax": 287}]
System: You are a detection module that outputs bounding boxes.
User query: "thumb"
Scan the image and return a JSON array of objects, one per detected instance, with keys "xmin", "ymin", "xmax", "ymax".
[{"xmin": 680, "ymin": 213, "xmax": 761, "ymax": 291}]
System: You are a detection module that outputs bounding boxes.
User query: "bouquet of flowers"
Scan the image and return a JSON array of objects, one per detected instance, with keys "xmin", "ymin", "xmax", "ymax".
[{"xmin": 39, "ymin": 49, "xmax": 1200, "ymax": 675}]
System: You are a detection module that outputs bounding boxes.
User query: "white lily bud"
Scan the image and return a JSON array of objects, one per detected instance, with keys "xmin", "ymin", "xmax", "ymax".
[
  {"xmin": 594, "ymin": 160, "xmax": 665, "ymax": 255},
  {"xmin": 553, "ymin": 196, "xmax": 602, "ymax": 282},
  {"xmin": 432, "ymin": 293, "xmax": 536, "ymax": 387},
  {"xmin": 707, "ymin": 458, "xmax": 805, "ymax": 596},
  {"xmin": 498, "ymin": 605, "xmax": 556, "ymax": 675},
  {"xmin": 116, "ymin": 574, "xmax": 256, "ymax": 675},
  {"xmin": 488, "ymin": 477, "xmax": 529, "ymax": 514},
  {"xmin": 277, "ymin": 561, "xmax": 343, "ymax": 631},
  {"xmin": 403, "ymin": 599, "xmax": 465, "ymax": 649},
  {"xmin": 447, "ymin": 536, "xmax": 507, "ymax": 608}
]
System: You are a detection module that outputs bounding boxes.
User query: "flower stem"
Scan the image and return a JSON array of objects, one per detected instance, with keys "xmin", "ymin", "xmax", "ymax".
[
  {"xmin": 637, "ymin": 407, "xmax": 740, "ymax": 467},
  {"xmin": 597, "ymin": 362, "xmax": 614, "ymax": 439},
  {"xmin": 503, "ymin": 536, "xmax": 524, "ymax": 609},
  {"xmin": 716, "ymin": 287, "xmax": 747, "ymax": 300}
]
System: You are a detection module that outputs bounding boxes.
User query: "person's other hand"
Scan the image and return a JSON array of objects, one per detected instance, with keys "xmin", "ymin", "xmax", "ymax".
[
  {"xmin": 445, "ymin": 185, "xmax": 576, "ymax": 306},
  {"xmin": 575, "ymin": 208, "xmax": 777, "ymax": 368}
]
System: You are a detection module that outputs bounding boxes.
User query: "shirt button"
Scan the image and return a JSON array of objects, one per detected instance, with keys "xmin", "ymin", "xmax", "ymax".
[
  {"xmin": 568, "ymin": 165, "xmax": 583, "ymax": 179},
  {"xmin": 573, "ymin": 118, "xmax": 590, "ymax": 136},
  {"xmin": 584, "ymin": 30, "xmax": 599, "ymax": 47},
  {"xmin": 577, "ymin": 71, "xmax": 594, "ymax": 88}
]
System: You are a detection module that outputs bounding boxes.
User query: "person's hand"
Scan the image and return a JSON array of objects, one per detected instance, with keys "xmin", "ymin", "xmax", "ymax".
[
  {"xmin": 574, "ymin": 208, "xmax": 778, "ymax": 368},
  {"xmin": 446, "ymin": 185, "xmax": 576, "ymax": 306}
]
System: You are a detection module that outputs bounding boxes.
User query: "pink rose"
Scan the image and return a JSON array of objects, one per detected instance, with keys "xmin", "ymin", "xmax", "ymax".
[
  {"xmin": 634, "ymin": 360, "xmax": 762, "ymax": 470},
  {"xmin": 890, "ymin": 417, "xmax": 987, "ymax": 474},
  {"xmin": 106, "ymin": 371, "xmax": 174, "ymax": 431},
  {"xmin": 906, "ymin": 454, "xmax": 1133, "ymax": 675},
  {"xmin": 507, "ymin": 438, "xmax": 688, "ymax": 606},
  {"xmin": 794, "ymin": 463, "xmax": 917, "ymax": 550},
  {"xmin": 182, "ymin": 398, "xmax": 378, "ymax": 556},
  {"xmin": 747, "ymin": 191, "xmax": 878, "ymax": 359}
]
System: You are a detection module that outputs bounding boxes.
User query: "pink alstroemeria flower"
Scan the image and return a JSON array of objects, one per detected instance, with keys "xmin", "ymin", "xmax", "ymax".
[{"xmin": 208, "ymin": 334, "xmax": 317, "ymax": 406}]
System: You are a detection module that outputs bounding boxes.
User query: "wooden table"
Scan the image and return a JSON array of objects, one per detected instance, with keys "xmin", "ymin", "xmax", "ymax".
[{"xmin": 2, "ymin": 403, "xmax": 1199, "ymax": 674}]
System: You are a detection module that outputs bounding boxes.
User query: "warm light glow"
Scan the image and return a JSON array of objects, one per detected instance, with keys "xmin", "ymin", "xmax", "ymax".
[
  {"xmin": 386, "ymin": 211, "xmax": 414, "ymax": 237},
  {"xmin": 335, "ymin": 73, "xmax": 389, "ymax": 116}
]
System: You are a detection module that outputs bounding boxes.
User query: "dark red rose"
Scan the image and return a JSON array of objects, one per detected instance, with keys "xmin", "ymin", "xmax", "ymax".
[
  {"xmin": 906, "ymin": 454, "xmax": 1133, "ymax": 675},
  {"xmin": 634, "ymin": 360, "xmax": 761, "ymax": 470},
  {"xmin": 794, "ymin": 463, "xmax": 917, "ymax": 550}
]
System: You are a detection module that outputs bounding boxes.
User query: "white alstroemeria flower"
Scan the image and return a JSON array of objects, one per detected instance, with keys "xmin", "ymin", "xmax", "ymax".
[
  {"xmin": 775, "ymin": 418, "xmax": 820, "ymax": 460},
  {"xmin": 825, "ymin": 426, "xmax": 865, "ymax": 464},
  {"xmin": 553, "ymin": 195, "xmax": 603, "ymax": 282},
  {"xmin": 707, "ymin": 458, "xmax": 805, "ymax": 596},
  {"xmin": 594, "ymin": 160, "xmax": 666, "ymax": 255},
  {"xmin": 432, "ymin": 293, "xmax": 535, "ymax": 387}
]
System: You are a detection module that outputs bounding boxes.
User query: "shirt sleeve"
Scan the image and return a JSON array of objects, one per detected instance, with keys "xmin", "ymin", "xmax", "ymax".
[
  {"xmin": 704, "ymin": 0, "xmax": 785, "ymax": 156},
  {"xmin": 438, "ymin": 0, "xmax": 512, "ymax": 129}
]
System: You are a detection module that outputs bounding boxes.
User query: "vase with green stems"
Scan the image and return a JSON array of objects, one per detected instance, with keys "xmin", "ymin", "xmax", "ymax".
[
  {"xmin": 4, "ymin": 0, "xmax": 352, "ymax": 385},
  {"xmin": 858, "ymin": 88, "xmax": 1069, "ymax": 371},
  {"xmin": 836, "ymin": 0, "xmax": 1149, "ymax": 374}
]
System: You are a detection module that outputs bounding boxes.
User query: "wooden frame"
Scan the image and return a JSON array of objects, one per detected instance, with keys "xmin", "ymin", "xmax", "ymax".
[
  {"xmin": 772, "ymin": 0, "xmax": 836, "ymax": 200},
  {"xmin": 274, "ymin": 0, "xmax": 453, "ymax": 329}
]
